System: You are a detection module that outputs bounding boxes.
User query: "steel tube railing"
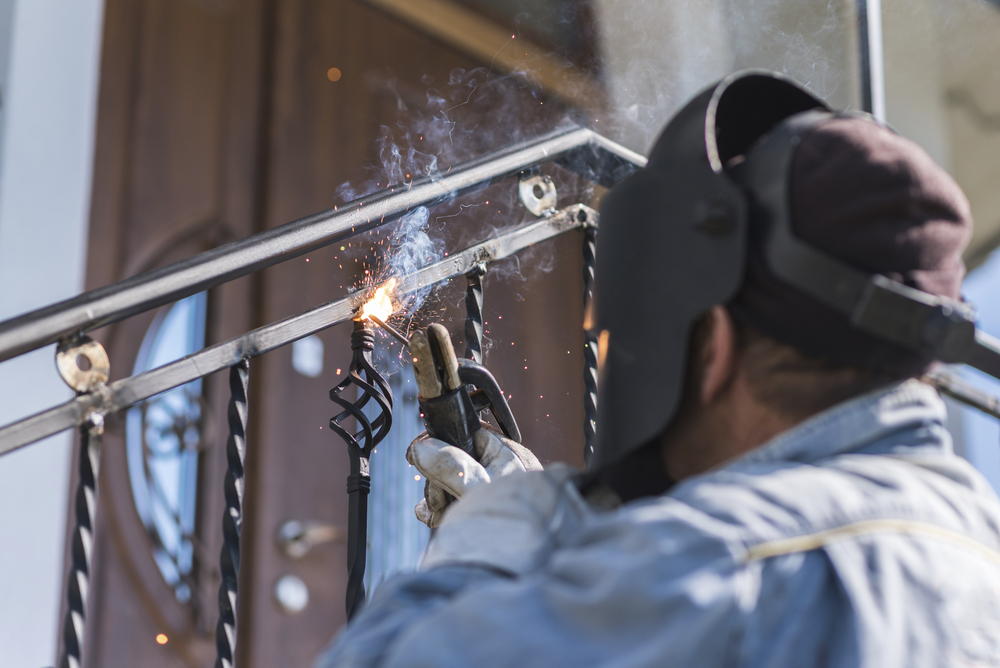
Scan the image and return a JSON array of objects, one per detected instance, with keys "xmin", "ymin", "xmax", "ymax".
[
  {"xmin": 0, "ymin": 126, "xmax": 643, "ymax": 364},
  {"xmin": 0, "ymin": 205, "xmax": 597, "ymax": 455}
]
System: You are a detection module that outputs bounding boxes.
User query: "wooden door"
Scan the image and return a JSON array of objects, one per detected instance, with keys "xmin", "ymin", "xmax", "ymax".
[
  {"xmin": 74, "ymin": 0, "xmax": 603, "ymax": 664},
  {"xmin": 73, "ymin": 0, "xmax": 268, "ymax": 664}
]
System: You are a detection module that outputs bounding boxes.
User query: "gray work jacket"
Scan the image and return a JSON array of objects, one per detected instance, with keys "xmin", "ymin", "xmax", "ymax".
[{"xmin": 319, "ymin": 380, "xmax": 1000, "ymax": 667}]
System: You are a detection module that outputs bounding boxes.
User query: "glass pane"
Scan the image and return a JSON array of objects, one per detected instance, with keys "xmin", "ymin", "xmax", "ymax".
[
  {"xmin": 364, "ymin": 355, "xmax": 430, "ymax": 595},
  {"xmin": 126, "ymin": 292, "xmax": 208, "ymax": 603}
]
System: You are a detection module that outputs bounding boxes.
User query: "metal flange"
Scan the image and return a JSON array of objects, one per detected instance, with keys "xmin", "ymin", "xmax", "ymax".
[
  {"xmin": 518, "ymin": 172, "xmax": 557, "ymax": 217},
  {"xmin": 56, "ymin": 335, "xmax": 110, "ymax": 394}
]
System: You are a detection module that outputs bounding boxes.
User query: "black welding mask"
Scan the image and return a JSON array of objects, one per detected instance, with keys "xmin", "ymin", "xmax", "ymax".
[
  {"xmin": 590, "ymin": 69, "xmax": 984, "ymax": 474},
  {"xmin": 590, "ymin": 71, "xmax": 825, "ymax": 472}
]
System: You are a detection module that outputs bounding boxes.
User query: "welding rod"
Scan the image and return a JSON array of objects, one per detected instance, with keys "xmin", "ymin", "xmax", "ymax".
[{"xmin": 369, "ymin": 315, "xmax": 411, "ymax": 350}]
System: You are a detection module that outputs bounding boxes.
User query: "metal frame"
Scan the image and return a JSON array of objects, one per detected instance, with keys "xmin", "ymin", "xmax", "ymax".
[{"xmin": 857, "ymin": 0, "xmax": 886, "ymax": 122}]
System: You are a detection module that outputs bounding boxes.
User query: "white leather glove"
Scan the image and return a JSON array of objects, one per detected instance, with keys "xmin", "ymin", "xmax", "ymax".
[{"xmin": 405, "ymin": 424, "xmax": 542, "ymax": 528}]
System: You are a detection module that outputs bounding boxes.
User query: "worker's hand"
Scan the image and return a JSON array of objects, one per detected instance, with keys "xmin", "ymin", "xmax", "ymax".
[
  {"xmin": 406, "ymin": 424, "xmax": 542, "ymax": 528},
  {"xmin": 420, "ymin": 463, "xmax": 583, "ymax": 575}
]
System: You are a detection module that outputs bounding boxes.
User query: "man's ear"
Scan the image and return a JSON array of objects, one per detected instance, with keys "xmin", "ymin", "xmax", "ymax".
[{"xmin": 699, "ymin": 305, "xmax": 739, "ymax": 405}]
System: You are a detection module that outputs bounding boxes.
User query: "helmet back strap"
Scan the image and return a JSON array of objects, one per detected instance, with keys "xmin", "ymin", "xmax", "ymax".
[{"xmin": 746, "ymin": 110, "xmax": 1000, "ymax": 377}]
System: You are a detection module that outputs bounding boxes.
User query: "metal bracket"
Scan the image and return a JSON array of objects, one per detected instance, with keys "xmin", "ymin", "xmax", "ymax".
[
  {"xmin": 518, "ymin": 172, "xmax": 557, "ymax": 217},
  {"xmin": 56, "ymin": 335, "xmax": 110, "ymax": 394}
]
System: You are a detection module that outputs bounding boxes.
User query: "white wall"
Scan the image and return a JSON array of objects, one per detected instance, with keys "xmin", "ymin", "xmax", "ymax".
[
  {"xmin": 0, "ymin": 0, "xmax": 105, "ymax": 666},
  {"xmin": 592, "ymin": 0, "xmax": 861, "ymax": 155}
]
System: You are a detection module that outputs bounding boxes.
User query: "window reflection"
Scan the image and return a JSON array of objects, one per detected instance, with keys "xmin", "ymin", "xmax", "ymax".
[
  {"xmin": 126, "ymin": 293, "xmax": 207, "ymax": 603},
  {"xmin": 364, "ymin": 352, "xmax": 430, "ymax": 595}
]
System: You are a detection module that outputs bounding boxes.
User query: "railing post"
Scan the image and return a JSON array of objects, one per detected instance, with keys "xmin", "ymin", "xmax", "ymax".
[
  {"xmin": 214, "ymin": 359, "xmax": 250, "ymax": 668},
  {"xmin": 58, "ymin": 413, "xmax": 104, "ymax": 668},
  {"xmin": 857, "ymin": 0, "xmax": 886, "ymax": 122},
  {"xmin": 583, "ymin": 225, "xmax": 598, "ymax": 465},
  {"xmin": 464, "ymin": 263, "xmax": 486, "ymax": 365}
]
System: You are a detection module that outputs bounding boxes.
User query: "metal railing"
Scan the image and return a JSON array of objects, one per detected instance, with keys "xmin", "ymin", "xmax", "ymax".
[{"xmin": 0, "ymin": 124, "xmax": 642, "ymax": 668}]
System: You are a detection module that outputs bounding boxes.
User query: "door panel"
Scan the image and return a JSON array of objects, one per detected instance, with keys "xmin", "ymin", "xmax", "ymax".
[{"xmin": 76, "ymin": 0, "xmax": 267, "ymax": 664}]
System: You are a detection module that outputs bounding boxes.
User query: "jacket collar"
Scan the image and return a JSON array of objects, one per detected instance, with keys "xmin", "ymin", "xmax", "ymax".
[{"xmin": 727, "ymin": 379, "xmax": 950, "ymax": 468}]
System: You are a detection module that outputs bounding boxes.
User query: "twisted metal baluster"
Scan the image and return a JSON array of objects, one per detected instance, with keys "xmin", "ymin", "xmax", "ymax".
[
  {"xmin": 583, "ymin": 227, "xmax": 598, "ymax": 465},
  {"xmin": 464, "ymin": 264, "xmax": 486, "ymax": 364},
  {"xmin": 329, "ymin": 321, "xmax": 393, "ymax": 619},
  {"xmin": 215, "ymin": 359, "xmax": 250, "ymax": 668},
  {"xmin": 59, "ymin": 413, "xmax": 104, "ymax": 668}
]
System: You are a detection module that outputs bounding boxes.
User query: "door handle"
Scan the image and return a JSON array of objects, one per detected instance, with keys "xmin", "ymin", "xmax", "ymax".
[{"xmin": 276, "ymin": 520, "xmax": 344, "ymax": 558}]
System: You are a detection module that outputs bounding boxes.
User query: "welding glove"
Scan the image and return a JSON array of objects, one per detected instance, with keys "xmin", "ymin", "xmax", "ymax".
[
  {"xmin": 406, "ymin": 423, "xmax": 542, "ymax": 528},
  {"xmin": 420, "ymin": 463, "xmax": 586, "ymax": 575}
]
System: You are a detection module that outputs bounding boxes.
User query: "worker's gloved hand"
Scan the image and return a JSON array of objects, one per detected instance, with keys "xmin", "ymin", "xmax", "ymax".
[
  {"xmin": 420, "ymin": 463, "xmax": 584, "ymax": 575},
  {"xmin": 406, "ymin": 424, "xmax": 542, "ymax": 528}
]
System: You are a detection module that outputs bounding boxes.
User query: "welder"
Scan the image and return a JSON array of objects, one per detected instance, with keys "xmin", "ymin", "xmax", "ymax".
[{"xmin": 318, "ymin": 71, "xmax": 1000, "ymax": 667}]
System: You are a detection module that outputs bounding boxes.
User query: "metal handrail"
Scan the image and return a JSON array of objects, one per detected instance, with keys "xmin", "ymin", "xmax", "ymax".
[
  {"xmin": 0, "ymin": 205, "xmax": 598, "ymax": 455},
  {"xmin": 0, "ymin": 125, "xmax": 644, "ymax": 364}
]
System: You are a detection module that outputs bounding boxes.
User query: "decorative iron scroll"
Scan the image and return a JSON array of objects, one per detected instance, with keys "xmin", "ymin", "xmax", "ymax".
[
  {"xmin": 329, "ymin": 321, "xmax": 394, "ymax": 619},
  {"xmin": 214, "ymin": 359, "xmax": 250, "ymax": 668},
  {"xmin": 59, "ymin": 413, "xmax": 104, "ymax": 668}
]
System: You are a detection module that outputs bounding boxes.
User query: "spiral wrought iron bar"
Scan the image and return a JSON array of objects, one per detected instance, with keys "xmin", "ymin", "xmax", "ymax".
[
  {"xmin": 464, "ymin": 264, "xmax": 486, "ymax": 364},
  {"xmin": 329, "ymin": 321, "xmax": 394, "ymax": 619},
  {"xmin": 214, "ymin": 359, "xmax": 250, "ymax": 668},
  {"xmin": 58, "ymin": 413, "xmax": 104, "ymax": 668},
  {"xmin": 582, "ymin": 227, "xmax": 598, "ymax": 465}
]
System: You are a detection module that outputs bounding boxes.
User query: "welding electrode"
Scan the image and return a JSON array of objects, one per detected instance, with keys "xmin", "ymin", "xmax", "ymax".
[{"xmin": 369, "ymin": 315, "xmax": 410, "ymax": 350}]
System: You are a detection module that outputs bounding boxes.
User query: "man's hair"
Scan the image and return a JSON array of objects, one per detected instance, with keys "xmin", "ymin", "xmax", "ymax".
[{"xmin": 687, "ymin": 310, "xmax": 915, "ymax": 420}]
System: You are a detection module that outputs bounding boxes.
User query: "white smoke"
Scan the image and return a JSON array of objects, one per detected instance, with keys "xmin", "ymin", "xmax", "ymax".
[
  {"xmin": 386, "ymin": 206, "xmax": 443, "ymax": 317},
  {"xmin": 335, "ymin": 0, "xmax": 872, "ymax": 321},
  {"xmin": 333, "ymin": 63, "xmax": 585, "ymax": 323}
]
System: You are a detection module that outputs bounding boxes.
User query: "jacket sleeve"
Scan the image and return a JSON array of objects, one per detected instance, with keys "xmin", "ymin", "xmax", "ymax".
[{"xmin": 316, "ymin": 504, "xmax": 752, "ymax": 668}]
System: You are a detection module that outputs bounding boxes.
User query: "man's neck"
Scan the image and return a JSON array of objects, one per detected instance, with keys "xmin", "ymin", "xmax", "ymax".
[{"xmin": 660, "ymin": 378, "xmax": 804, "ymax": 481}]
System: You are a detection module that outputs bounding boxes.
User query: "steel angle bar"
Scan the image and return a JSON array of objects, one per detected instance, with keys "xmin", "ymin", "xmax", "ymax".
[
  {"xmin": 925, "ymin": 367, "xmax": 1000, "ymax": 420},
  {"xmin": 0, "ymin": 204, "xmax": 598, "ymax": 456},
  {"xmin": 0, "ymin": 127, "xmax": 641, "ymax": 364},
  {"xmin": 967, "ymin": 330, "xmax": 1000, "ymax": 380}
]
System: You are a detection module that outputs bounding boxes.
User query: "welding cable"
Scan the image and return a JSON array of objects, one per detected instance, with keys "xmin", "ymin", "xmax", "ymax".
[
  {"xmin": 58, "ymin": 412, "xmax": 104, "ymax": 668},
  {"xmin": 214, "ymin": 359, "xmax": 249, "ymax": 668},
  {"xmin": 583, "ymin": 227, "xmax": 598, "ymax": 465},
  {"xmin": 464, "ymin": 264, "xmax": 486, "ymax": 365}
]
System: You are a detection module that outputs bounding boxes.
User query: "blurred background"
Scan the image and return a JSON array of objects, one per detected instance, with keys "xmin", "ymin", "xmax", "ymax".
[{"xmin": 1, "ymin": 0, "xmax": 999, "ymax": 666}]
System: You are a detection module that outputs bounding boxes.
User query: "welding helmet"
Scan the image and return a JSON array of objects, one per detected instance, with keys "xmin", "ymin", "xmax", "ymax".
[{"xmin": 590, "ymin": 69, "xmax": 982, "ymax": 472}]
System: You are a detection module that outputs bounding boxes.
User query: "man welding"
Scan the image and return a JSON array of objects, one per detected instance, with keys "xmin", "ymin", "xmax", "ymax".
[{"xmin": 319, "ymin": 71, "xmax": 1000, "ymax": 667}]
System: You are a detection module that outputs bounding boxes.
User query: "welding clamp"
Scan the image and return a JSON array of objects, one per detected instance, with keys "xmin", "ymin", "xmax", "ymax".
[{"xmin": 409, "ymin": 323, "xmax": 520, "ymax": 454}]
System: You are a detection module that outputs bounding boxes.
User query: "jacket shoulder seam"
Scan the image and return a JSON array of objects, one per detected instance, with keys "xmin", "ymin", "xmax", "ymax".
[{"xmin": 743, "ymin": 518, "xmax": 1000, "ymax": 565}]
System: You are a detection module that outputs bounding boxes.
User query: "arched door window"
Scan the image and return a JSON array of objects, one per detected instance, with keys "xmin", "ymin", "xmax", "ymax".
[{"xmin": 125, "ymin": 292, "xmax": 208, "ymax": 603}]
